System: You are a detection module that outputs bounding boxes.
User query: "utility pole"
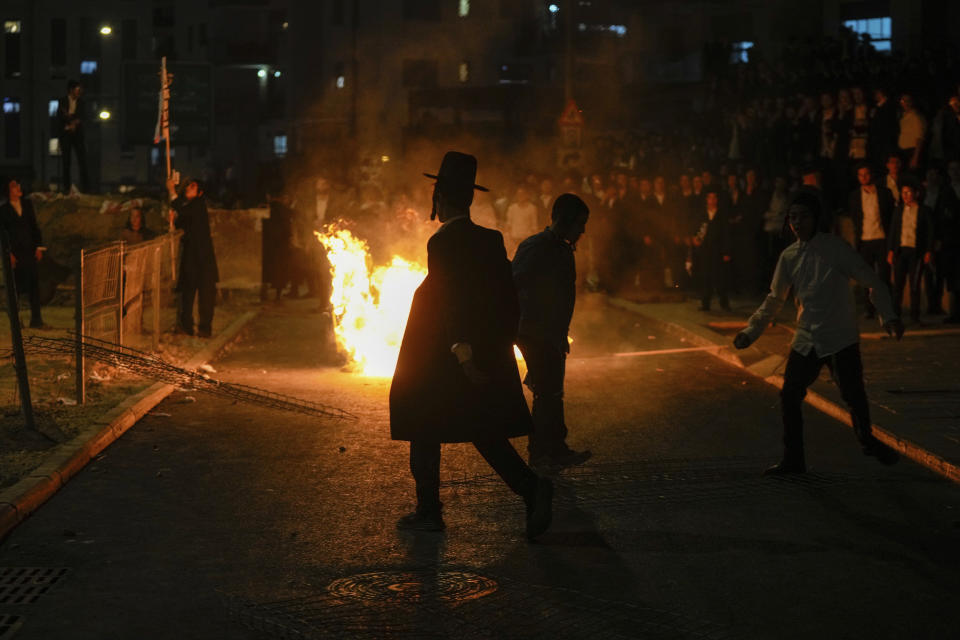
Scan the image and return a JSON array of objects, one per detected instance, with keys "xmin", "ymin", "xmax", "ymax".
[
  {"xmin": 564, "ymin": 0, "xmax": 574, "ymax": 103},
  {"xmin": 1, "ymin": 231, "xmax": 36, "ymax": 431}
]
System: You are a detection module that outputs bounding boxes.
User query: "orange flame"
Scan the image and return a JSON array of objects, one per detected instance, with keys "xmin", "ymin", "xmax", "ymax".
[{"xmin": 316, "ymin": 226, "xmax": 426, "ymax": 377}]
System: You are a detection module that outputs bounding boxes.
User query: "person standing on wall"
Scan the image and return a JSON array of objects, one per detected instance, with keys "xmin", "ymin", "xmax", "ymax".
[{"xmin": 56, "ymin": 80, "xmax": 90, "ymax": 194}]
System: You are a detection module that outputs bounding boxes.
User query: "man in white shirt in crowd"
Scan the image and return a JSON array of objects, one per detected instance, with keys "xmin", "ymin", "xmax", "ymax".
[
  {"xmin": 887, "ymin": 179, "xmax": 933, "ymax": 323},
  {"xmin": 898, "ymin": 93, "xmax": 927, "ymax": 170},
  {"xmin": 848, "ymin": 163, "xmax": 894, "ymax": 318},
  {"xmin": 734, "ymin": 187, "xmax": 904, "ymax": 475},
  {"xmin": 505, "ymin": 185, "xmax": 540, "ymax": 257}
]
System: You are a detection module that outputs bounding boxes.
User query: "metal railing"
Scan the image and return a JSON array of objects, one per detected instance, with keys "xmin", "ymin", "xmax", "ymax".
[{"xmin": 75, "ymin": 231, "xmax": 182, "ymax": 402}]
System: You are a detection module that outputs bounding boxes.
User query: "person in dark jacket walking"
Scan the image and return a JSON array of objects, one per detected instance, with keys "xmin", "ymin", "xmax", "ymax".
[
  {"xmin": 513, "ymin": 194, "xmax": 592, "ymax": 471},
  {"xmin": 887, "ymin": 180, "xmax": 934, "ymax": 323},
  {"xmin": 166, "ymin": 177, "xmax": 219, "ymax": 337},
  {"xmin": 389, "ymin": 152, "xmax": 552, "ymax": 538},
  {"xmin": 0, "ymin": 178, "xmax": 47, "ymax": 328}
]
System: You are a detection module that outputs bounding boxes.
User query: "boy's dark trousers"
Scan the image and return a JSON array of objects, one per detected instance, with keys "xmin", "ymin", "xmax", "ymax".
[{"xmin": 779, "ymin": 344, "xmax": 880, "ymax": 464}]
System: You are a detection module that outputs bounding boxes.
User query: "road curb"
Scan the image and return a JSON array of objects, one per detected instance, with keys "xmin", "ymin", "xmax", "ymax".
[
  {"xmin": 0, "ymin": 310, "xmax": 259, "ymax": 542},
  {"xmin": 609, "ymin": 297, "xmax": 960, "ymax": 484}
]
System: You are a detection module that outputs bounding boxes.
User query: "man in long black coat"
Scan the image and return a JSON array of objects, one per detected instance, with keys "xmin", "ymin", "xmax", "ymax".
[
  {"xmin": 692, "ymin": 188, "xmax": 731, "ymax": 311},
  {"xmin": 389, "ymin": 152, "xmax": 552, "ymax": 538},
  {"xmin": 166, "ymin": 178, "xmax": 219, "ymax": 337},
  {"xmin": 0, "ymin": 178, "xmax": 46, "ymax": 327}
]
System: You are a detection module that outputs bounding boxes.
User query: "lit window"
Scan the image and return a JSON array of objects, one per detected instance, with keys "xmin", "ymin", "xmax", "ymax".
[
  {"xmin": 80, "ymin": 60, "xmax": 98, "ymax": 74},
  {"xmin": 844, "ymin": 17, "xmax": 892, "ymax": 51},
  {"xmin": 49, "ymin": 100, "xmax": 59, "ymax": 117},
  {"xmin": 3, "ymin": 21, "xmax": 20, "ymax": 34},
  {"xmin": 458, "ymin": 61, "xmax": 469, "ymax": 83},
  {"xmin": 458, "ymin": 0, "xmax": 470, "ymax": 18},
  {"xmin": 336, "ymin": 75, "xmax": 345, "ymax": 89},
  {"xmin": 273, "ymin": 134, "xmax": 288, "ymax": 157},
  {"xmin": 151, "ymin": 147, "xmax": 160, "ymax": 165},
  {"xmin": 3, "ymin": 98, "xmax": 20, "ymax": 114},
  {"xmin": 730, "ymin": 41, "xmax": 753, "ymax": 64},
  {"xmin": 48, "ymin": 138, "xmax": 61, "ymax": 156}
]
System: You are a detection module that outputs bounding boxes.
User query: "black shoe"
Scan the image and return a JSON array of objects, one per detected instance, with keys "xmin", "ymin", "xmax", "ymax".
[
  {"xmin": 550, "ymin": 448, "xmax": 592, "ymax": 469},
  {"xmin": 944, "ymin": 316, "xmax": 960, "ymax": 325},
  {"xmin": 864, "ymin": 442, "xmax": 900, "ymax": 466},
  {"xmin": 196, "ymin": 329, "xmax": 212, "ymax": 338},
  {"xmin": 396, "ymin": 508, "xmax": 445, "ymax": 532},
  {"xmin": 927, "ymin": 306, "xmax": 945, "ymax": 315},
  {"xmin": 525, "ymin": 477, "xmax": 553, "ymax": 540},
  {"xmin": 28, "ymin": 322, "xmax": 53, "ymax": 330},
  {"xmin": 763, "ymin": 459, "xmax": 806, "ymax": 476}
]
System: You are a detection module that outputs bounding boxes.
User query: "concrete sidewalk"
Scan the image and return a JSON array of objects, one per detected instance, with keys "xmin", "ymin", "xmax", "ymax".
[{"xmin": 610, "ymin": 295, "xmax": 960, "ymax": 483}]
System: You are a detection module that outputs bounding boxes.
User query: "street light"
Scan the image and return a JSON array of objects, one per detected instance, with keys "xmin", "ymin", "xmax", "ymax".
[
  {"xmin": 257, "ymin": 68, "xmax": 267, "ymax": 79},
  {"xmin": 99, "ymin": 25, "xmax": 112, "ymax": 36},
  {"xmin": 99, "ymin": 109, "xmax": 112, "ymax": 121},
  {"xmin": 273, "ymin": 70, "xmax": 281, "ymax": 78}
]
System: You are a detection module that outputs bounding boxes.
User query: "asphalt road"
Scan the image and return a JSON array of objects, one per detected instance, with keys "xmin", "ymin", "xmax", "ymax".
[{"xmin": 1, "ymin": 296, "xmax": 958, "ymax": 639}]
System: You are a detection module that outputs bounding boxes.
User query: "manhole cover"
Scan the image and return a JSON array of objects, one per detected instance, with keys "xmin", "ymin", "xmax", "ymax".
[
  {"xmin": 328, "ymin": 570, "xmax": 498, "ymax": 604},
  {"xmin": 0, "ymin": 614, "xmax": 23, "ymax": 640},
  {"xmin": 0, "ymin": 568, "xmax": 69, "ymax": 605}
]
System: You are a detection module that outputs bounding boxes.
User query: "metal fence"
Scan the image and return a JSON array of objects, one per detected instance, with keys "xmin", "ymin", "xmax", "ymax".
[{"xmin": 76, "ymin": 231, "xmax": 181, "ymax": 402}]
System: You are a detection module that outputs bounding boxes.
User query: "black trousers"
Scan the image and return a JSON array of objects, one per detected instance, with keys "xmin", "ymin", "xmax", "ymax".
[
  {"xmin": 60, "ymin": 132, "xmax": 89, "ymax": 192},
  {"xmin": 13, "ymin": 262, "xmax": 43, "ymax": 327},
  {"xmin": 891, "ymin": 247, "xmax": 922, "ymax": 320},
  {"xmin": 698, "ymin": 254, "xmax": 729, "ymax": 310},
  {"xmin": 409, "ymin": 439, "xmax": 538, "ymax": 512},
  {"xmin": 858, "ymin": 240, "xmax": 891, "ymax": 315},
  {"xmin": 924, "ymin": 250, "xmax": 945, "ymax": 312},
  {"xmin": 780, "ymin": 344, "xmax": 878, "ymax": 462},
  {"xmin": 178, "ymin": 277, "xmax": 216, "ymax": 335},
  {"xmin": 517, "ymin": 337, "xmax": 568, "ymax": 458}
]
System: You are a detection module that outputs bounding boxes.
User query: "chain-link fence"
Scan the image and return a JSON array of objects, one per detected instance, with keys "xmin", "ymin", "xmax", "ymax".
[{"xmin": 76, "ymin": 231, "xmax": 182, "ymax": 402}]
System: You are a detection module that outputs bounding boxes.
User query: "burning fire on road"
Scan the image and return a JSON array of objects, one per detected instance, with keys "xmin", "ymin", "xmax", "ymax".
[{"xmin": 316, "ymin": 226, "xmax": 426, "ymax": 377}]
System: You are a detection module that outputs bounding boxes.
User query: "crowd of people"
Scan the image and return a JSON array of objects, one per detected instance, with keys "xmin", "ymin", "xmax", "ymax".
[{"xmin": 253, "ymin": 32, "xmax": 960, "ymax": 324}]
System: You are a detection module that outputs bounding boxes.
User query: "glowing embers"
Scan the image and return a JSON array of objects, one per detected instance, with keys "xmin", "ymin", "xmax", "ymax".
[
  {"xmin": 316, "ymin": 226, "xmax": 426, "ymax": 377},
  {"xmin": 327, "ymin": 569, "xmax": 498, "ymax": 604}
]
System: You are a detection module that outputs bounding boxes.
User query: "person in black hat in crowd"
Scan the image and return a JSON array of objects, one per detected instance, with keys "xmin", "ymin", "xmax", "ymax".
[
  {"xmin": 513, "ymin": 193, "xmax": 592, "ymax": 471},
  {"xmin": 734, "ymin": 187, "xmax": 904, "ymax": 475},
  {"xmin": 0, "ymin": 177, "xmax": 48, "ymax": 328},
  {"xmin": 166, "ymin": 177, "xmax": 219, "ymax": 337},
  {"xmin": 389, "ymin": 151, "xmax": 553, "ymax": 539},
  {"xmin": 887, "ymin": 178, "xmax": 934, "ymax": 323},
  {"xmin": 691, "ymin": 186, "xmax": 731, "ymax": 311}
]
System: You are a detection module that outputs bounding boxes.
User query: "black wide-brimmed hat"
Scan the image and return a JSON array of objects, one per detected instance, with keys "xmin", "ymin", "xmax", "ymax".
[{"xmin": 423, "ymin": 151, "xmax": 489, "ymax": 194}]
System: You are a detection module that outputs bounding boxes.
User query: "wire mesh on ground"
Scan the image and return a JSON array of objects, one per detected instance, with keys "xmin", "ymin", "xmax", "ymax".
[{"xmin": 8, "ymin": 334, "xmax": 355, "ymax": 422}]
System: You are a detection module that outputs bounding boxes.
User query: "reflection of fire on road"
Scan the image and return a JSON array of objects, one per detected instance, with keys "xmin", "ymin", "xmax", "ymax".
[{"xmin": 316, "ymin": 225, "xmax": 426, "ymax": 377}]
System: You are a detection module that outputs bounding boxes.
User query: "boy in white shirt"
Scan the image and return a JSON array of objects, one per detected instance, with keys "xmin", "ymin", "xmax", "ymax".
[{"xmin": 734, "ymin": 188, "xmax": 904, "ymax": 474}]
